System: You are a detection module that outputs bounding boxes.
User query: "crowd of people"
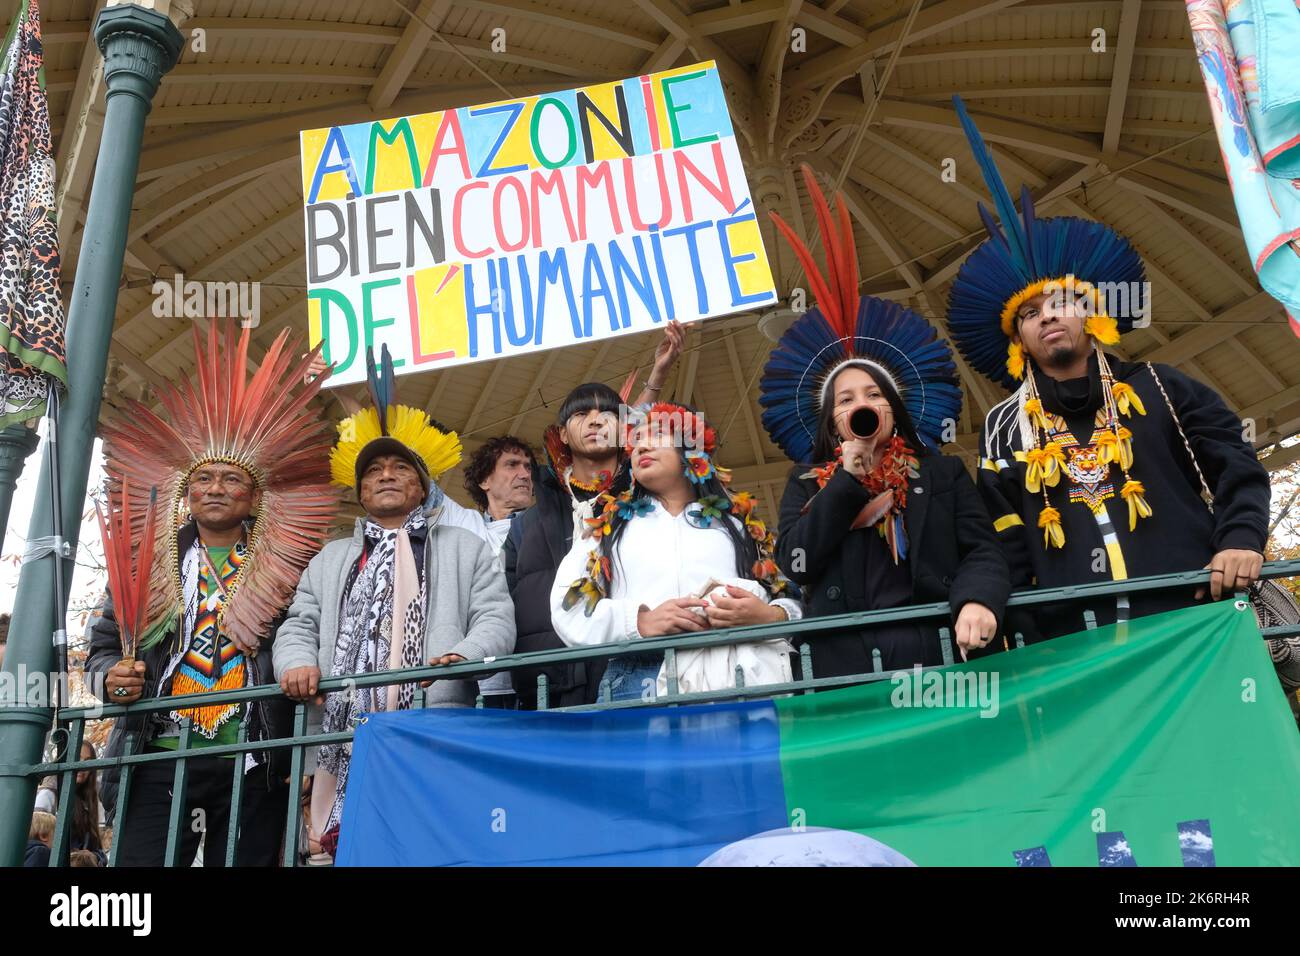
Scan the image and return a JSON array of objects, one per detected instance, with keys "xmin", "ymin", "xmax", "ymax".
[{"xmin": 28, "ymin": 107, "xmax": 1272, "ymax": 867}]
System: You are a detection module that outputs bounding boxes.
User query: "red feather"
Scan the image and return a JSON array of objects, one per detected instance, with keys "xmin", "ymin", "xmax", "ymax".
[
  {"xmin": 95, "ymin": 481, "xmax": 161, "ymax": 659},
  {"xmin": 768, "ymin": 211, "xmax": 837, "ymax": 328},
  {"xmin": 768, "ymin": 165, "xmax": 864, "ymax": 342}
]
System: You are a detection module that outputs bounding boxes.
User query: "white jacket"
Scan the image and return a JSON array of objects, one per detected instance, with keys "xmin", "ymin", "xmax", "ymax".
[{"xmin": 549, "ymin": 500, "xmax": 802, "ymax": 696}]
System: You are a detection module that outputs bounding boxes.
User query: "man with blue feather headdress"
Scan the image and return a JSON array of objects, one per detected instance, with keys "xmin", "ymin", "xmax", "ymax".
[{"xmin": 945, "ymin": 97, "xmax": 1269, "ymax": 641}]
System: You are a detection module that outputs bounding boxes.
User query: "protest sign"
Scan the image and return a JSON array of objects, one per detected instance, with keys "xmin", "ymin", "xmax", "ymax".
[{"xmin": 299, "ymin": 61, "xmax": 777, "ymax": 386}]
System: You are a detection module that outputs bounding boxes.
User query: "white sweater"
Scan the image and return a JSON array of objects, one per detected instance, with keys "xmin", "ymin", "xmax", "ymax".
[{"xmin": 549, "ymin": 500, "xmax": 803, "ymax": 648}]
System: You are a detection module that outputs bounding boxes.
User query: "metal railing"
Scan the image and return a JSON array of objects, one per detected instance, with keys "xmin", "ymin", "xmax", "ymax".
[{"xmin": 20, "ymin": 559, "xmax": 1300, "ymax": 868}]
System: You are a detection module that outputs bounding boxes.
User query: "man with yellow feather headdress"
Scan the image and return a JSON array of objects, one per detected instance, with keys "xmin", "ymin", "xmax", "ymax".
[{"xmin": 274, "ymin": 346, "xmax": 515, "ymax": 858}]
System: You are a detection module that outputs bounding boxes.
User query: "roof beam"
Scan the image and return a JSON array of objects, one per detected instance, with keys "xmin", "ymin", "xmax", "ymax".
[
  {"xmin": 454, "ymin": 0, "xmax": 660, "ymax": 50},
  {"xmin": 814, "ymin": 161, "xmax": 924, "ymax": 290},
  {"xmin": 180, "ymin": 16, "xmax": 403, "ymax": 45},
  {"xmin": 129, "ymin": 146, "xmax": 298, "ymax": 240},
  {"xmin": 135, "ymin": 84, "xmax": 527, "ymax": 179},
  {"xmin": 510, "ymin": 351, "xmax": 562, "ymax": 434},
  {"xmin": 421, "ymin": 33, "xmax": 612, "ymax": 78},
  {"xmin": 54, "ymin": 0, "xmax": 113, "ymax": 271},
  {"xmin": 833, "ymin": 151, "xmax": 966, "ymax": 239},
  {"xmin": 758, "ymin": 0, "xmax": 804, "ymax": 149},
  {"xmin": 1103, "ymin": 0, "xmax": 1143, "ymax": 156},
  {"xmin": 641, "ymin": 36, "xmax": 686, "ymax": 73},
  {"xmin": 145, "ymin": 92, "xmax": 363, "ymax": 127},
  {"xmin": 723, "ymin": 335, "xmax": 767, "ymax": 467},
  {"xmin": 1118, "ymin": 192, "xmax": 1255, "ymax": 297},
  {"xmin": 461, "ymin": 361, "xmax": 510, "ymax": 437},
  {"xmin": 920, "ymin": 162, "xmax": 1093, "ymax": 288},
  {"xmin": 34, "ymin": 19, "xmax": 91, "ymax": 43},
  {"xmin": 859, "ymin": 130, "xmax": 985, "ymax": 205},
  {"xmin": 1110, "ymin": 171, "xmax": 1240, "ymax": 236},
  {"xmin": 630, "ymin": 0, "xmax": 752, "ymax": 114},
  {"xmin": 163, "ymin": 62, "xmax": 381, "ymax": 86},
  {"xmin": 134, "ymin": 71, "xmax": 614, "ymax": 182},
  {"xmin": 868, "ymin": 100, "xmax": 1239, "ymax": 235},
  {"xmin": 1138, "ymin": 292, "xmax": 1282, "ymax": 367},
  {"xmin": 116, "ymin": 205, "xmax": 301, "ymax": 341},
  {"xmin": 784, "ymin": 0, "xmax": 1025, "ymax": 91},
  {"xmin": 136, "ymin": 251, "xmax": 305, "ymax": 365},
  {"xmin": 369, "ymin": 0, "xmax": 452, "ymax": 111},
  {"xmin": 690, "ymin": 0, "xmax": 788, "ymax": 35},
  {"xmin": 794, "ymin": 4, "xmax": 867, "ymax": 46}
]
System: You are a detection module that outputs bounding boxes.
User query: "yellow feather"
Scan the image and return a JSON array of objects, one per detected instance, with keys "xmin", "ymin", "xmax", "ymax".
[{"xmin": 330, "ymin": 404, "xmax": 462, "ymax": 487}]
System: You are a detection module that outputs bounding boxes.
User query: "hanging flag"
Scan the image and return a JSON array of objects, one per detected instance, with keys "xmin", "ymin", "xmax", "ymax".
[
  {"xmin": 1187, "ymin": 0, "xmax": 1300, "ymax": 334},
  {"xmin": 0, "ymin": 0, "xmax": 67, "ymax": 428},
  {"xmin": 336, "ymin": 600, "xmax": 1300, "ymax": 866}
]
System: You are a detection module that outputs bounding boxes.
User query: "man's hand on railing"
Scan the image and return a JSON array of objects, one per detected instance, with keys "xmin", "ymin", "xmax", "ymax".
[
  {"xmin": 954, "ymin": 602, "xmax": 998, "ymax": 661},
  {"xmin": 105, "ymin": 660, "xmax": 145, "ymax": 704},
  {"xmin": 1197, "ymin": 549, "xmax": 1264, "ymax": 601},
  {"xmin": 281, "ymin": 665, "xmax": 323, "ymax": 704},
  {"xmin": 419, "ymin": 653, "xmax": 466, "ymax": 688}
]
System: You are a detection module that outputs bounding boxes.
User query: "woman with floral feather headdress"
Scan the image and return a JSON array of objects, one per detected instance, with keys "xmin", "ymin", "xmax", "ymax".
[{"xmin": 550, "ymin": 401, "xmax": 803, "ymax": 700}]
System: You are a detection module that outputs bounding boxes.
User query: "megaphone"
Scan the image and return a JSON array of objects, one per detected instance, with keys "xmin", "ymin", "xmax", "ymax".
[{"xmin": 846, "ymin": 404, "xmax": 881, "ymax": 441}]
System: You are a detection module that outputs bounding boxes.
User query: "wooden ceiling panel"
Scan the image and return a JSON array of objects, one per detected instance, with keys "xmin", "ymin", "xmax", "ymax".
[{"xmin": 10, "ymin": 0, "xmax": 1294, "ymax": 490}]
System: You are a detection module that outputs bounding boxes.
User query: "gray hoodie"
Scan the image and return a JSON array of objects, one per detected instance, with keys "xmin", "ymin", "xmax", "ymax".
[{"xmin": 272, "ymin": 503, "xmax": 517, "ymax": 722}]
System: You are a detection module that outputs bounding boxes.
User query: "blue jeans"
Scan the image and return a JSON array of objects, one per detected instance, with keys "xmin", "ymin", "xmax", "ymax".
[{"xmin": 603, "ymin": 653, "xmax": 663, "ymax": 702}]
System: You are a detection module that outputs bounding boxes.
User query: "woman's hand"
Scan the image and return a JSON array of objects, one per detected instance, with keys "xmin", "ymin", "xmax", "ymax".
[
  {"xmin": 954, "ymin": 602, "xmax": 998, "ymax": 661},
  {"xmin": 704, "ymin": 585, "xmax": 787, "ymax": 629},
  {"xmin": 840, "ymin": 438, "xmax": 875, "ymax": 478},
  {"xmin": 637, "ymin": 597, "xmax": 708, "ymax": 636}
]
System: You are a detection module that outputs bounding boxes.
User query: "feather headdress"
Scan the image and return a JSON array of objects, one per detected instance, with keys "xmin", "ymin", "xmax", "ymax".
[
  {"xmin": 760, "ymin": 164, "xmax": 962, "ymax": 463},
  {"xmin": 100, "ymin": 320, "xmax": 343, "ymax": 651},
  {"xmin": 330, "ymin": 344, "xmax": 461, "ymax": 491},
  {"xmin": 945, "ymin": 95, "xmax": 1148, "ymax": 389}
]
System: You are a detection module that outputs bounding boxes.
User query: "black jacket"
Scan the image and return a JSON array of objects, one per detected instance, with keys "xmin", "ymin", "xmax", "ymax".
[
  {"xmin": 777, "ymin": 453, "xmax": 1011, "ymax": 677},
  {"xmin": 977, "ymin": 356, "xmax": 1270, "ymax": 638},
  {"xmin": 502, "ymin": 465, "xmax": 621, "ymax": 709},
  {"xmin": 84, "ymin": 522, "xmax": 293, "ymax": 779},
  {"xmin": 24, "ymin": 840, "xmax": 51, "ymax": 868}
]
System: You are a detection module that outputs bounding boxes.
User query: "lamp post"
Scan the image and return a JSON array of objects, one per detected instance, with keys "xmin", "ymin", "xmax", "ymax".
[{"xmin": 0, "ymin": 423, "xmax": 39, "ymax": 552}]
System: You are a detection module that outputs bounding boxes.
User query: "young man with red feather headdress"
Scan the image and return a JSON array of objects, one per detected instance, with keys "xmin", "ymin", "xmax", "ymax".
[{"xmin": 86, "ymin": 321, "xmax": 342, "ymax": 866}]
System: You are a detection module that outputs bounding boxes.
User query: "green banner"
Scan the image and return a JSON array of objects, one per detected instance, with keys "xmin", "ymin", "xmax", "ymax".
[{"xmin": 778, "ymin": 599, "xmax": 1300, "ymax": 865}]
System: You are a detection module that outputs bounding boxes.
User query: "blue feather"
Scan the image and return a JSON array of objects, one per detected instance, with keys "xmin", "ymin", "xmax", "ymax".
[
  {"xmin": 1020, "ymin": 185, "xmax": 1038, "ymax": 277},
  {"xmin": 953, "ymin": 95, "xmax": 1030, "ymax": 277}
]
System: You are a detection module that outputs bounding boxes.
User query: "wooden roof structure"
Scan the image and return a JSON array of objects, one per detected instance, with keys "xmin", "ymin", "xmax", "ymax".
[{"xmin": 29, "ymin": 0, "xmax": 1300, "ymax": 515}]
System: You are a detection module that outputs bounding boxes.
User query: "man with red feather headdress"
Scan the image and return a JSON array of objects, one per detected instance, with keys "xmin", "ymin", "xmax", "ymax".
[{"xmin": 85, "ymin": 320, "xmax": 342, "ymax": 866}]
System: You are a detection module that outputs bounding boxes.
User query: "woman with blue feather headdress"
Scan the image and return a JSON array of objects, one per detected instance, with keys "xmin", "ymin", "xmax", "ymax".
[
  {"xmin": 946, "ymin": 96, "xmax": 1269, "ymax": 641},
  {"xmin": 762, "ymin": 164, "xmax": 1010, "ymax": 677}
]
